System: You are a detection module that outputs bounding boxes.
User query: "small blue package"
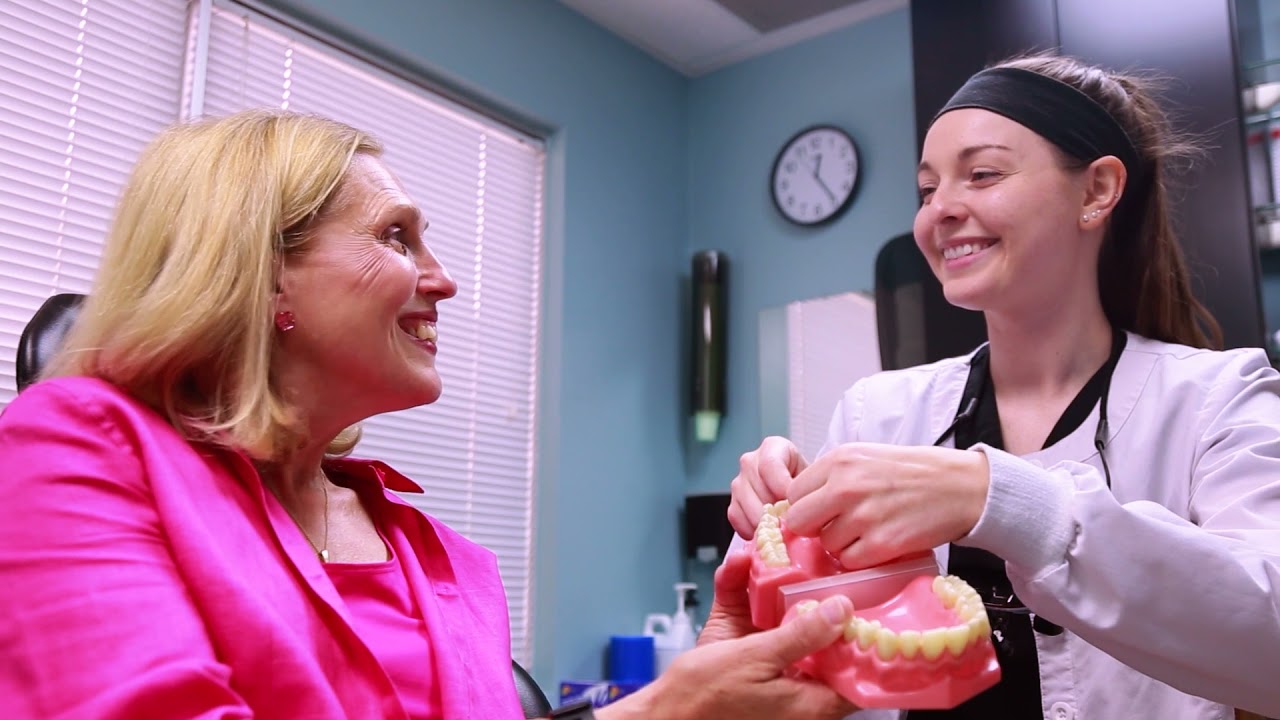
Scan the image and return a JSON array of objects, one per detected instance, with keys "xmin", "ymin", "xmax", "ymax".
[{"xmin": 558, "ymin": 680, "xmax": 646, "ymax": 708}]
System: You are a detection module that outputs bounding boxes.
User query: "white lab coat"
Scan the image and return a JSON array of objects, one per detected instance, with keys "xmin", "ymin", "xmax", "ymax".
[{"xmin": 822, "ymin": 332, "xmax": 1280, "ymax": 719}]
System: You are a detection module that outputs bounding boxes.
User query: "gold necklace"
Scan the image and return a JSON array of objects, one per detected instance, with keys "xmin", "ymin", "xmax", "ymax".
[
  {"xmin": 271, "ymin": 469, "xmax": 331, "ymax": 563},
  {"xmin": 314, "ymin": 478, "xmax": 330, "ymax": 563}
]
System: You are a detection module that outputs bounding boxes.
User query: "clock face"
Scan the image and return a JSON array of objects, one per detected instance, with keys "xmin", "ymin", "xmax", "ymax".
[{"xmin": 770, "ymin": 125, "xmax": 859, "ymax": 226}]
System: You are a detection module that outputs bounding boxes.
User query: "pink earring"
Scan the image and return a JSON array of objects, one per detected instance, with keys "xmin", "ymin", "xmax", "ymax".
[{"xmin": 274, "ymin": 310, "xmax": 297, "ymax": 332}]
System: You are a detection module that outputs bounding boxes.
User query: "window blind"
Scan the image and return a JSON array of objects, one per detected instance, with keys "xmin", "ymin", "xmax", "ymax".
[
  {"xmin": 787, "ymin": 291, "xmax": 881, "ymax": 460},
  {"xmin": 197, "ymin": 3, "xmax": 544, "ymax": 664},
  {"xmin": 0, "ymin": 0, "xmax": 188, "ymax": 404}
]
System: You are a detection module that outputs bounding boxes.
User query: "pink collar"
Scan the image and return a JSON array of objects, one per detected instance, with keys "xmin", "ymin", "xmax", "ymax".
[{"xmin": 323, "ymin": 457, "xmax": 424, "ymax": 494}]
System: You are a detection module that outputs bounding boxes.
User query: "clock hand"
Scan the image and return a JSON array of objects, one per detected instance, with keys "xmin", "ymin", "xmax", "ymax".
[{"xmin": 812, "ymin": 154, "xmax": 837, "ymax": 204}]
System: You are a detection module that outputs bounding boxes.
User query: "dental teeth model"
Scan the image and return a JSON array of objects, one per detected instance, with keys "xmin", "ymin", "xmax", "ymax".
[{"xmin": 747, "ymin": 501, "xmax": 1001, "ymax": 708}]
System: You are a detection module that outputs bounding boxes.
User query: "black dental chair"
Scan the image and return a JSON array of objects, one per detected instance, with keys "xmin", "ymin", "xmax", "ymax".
[
  {"xmin": 15, "ymin": 292, "xmax": 85, "ymax": 391},
  {"xmin": 873, "ymin": 232, "xmax": 986, "ymax": 370},
  {"xmin": 15, "ymin": 292, "xmax": 553, "ymax": 719},
  {"xmin": 512, "ymin": 660, "xmax": 552, "ymax": 718}
]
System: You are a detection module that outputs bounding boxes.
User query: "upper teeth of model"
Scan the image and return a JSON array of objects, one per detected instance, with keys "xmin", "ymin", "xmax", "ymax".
[
  {"xmin": 408, "ymin": 320, "xmax": 436, "ymax": 341},
  {"xmin": 794, "ymin": 576, "xmax": 991, "ymax": 662},
  {"xmin": 755, "ymin": 500, "xmax": 791, "ymax": 567},
  {"xmin": 942, "ymin": 242, "xmax": 990, "ymax": 260}
]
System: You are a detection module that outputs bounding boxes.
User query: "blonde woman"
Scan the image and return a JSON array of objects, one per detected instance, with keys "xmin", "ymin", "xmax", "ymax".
[{"xmin": 0, "ymin": 110, "xmax": 858, "ymax": 720}]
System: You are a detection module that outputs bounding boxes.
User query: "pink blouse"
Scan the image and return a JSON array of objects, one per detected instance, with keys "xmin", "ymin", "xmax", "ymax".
[
  {"xmin": 325, "ymin": 499, "xmax": 442, "ymax": 720},
  {"xmin": 0, "ymin": 377, "xmax": 525, "ymax": 720}
]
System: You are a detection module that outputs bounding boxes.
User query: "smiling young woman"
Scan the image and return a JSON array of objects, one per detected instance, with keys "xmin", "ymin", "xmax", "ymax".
[{"xmin": 728, "ymin": 54, "xmax": 1280, "ymax": 720}]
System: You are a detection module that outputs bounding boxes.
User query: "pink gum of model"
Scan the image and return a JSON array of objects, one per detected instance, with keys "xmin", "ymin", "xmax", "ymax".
[{"xmin": 747, "ymin": 523, "xmax": 1001, "ymax": 709}]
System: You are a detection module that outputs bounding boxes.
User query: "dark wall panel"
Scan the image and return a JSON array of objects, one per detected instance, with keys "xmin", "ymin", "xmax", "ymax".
[{"xmin": 911, "ymin": 0, "xmax": 1058, "ymax": 153}]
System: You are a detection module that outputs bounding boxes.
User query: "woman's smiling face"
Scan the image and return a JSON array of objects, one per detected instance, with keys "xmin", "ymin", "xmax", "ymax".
[
  {"xmin": 275, "ymin": 153, "xmax": 458, "ymax": 422},
  {"xmin": 914, "ymin": 108, "xmax": 1096, "ymax": 317}
]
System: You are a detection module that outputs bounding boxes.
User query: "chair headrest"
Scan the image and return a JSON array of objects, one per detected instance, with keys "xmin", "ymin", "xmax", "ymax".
[
  {"xmin": 16, "ymin": 293, "xmax": 87, "ymax": 391},
  {"xmin": 511, "ymin": 659, "xmax": 551, "ymax": 719}
]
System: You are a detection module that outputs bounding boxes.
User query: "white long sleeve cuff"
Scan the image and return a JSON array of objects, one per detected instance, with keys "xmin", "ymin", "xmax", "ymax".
[{"xmin": 954, "ymin": 444, "xmax": 1080, "ymax": 576}]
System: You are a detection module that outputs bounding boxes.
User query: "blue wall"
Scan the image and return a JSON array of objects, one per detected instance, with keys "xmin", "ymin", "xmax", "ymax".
[
  {"xmin": 683, "ymin": 8, "xmax": 918, "ymax": 495},
  {"xmin": 264, "ymin": 0, "xmax": 917, "ymax": 692}
]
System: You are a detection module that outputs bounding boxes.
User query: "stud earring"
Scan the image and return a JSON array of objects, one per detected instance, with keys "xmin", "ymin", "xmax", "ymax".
[{"xmin": 274, "ymin": 310, "xmax": 297, "ymax": 332}]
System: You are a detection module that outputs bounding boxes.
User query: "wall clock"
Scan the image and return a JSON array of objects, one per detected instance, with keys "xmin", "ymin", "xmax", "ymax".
[{"xmin": 770, "ymin": 124, "xmax": 859, "ymax": 227}]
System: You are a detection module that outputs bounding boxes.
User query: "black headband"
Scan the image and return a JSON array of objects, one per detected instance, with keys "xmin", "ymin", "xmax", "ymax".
[{"xmin": 934, "ymin": 66, "xmax": 1142, "ymax": 179}]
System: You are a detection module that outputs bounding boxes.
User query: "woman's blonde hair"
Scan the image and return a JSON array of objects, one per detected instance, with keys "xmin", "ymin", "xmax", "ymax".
[{"xmin": 45, "ymin": 109, "xmax": 381, "ymax": 458}]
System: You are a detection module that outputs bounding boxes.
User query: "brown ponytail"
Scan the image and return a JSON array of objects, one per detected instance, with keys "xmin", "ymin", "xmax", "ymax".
[{"xmin": 994, "ymin": 55, "xmax": 1222, "ymax": 350}]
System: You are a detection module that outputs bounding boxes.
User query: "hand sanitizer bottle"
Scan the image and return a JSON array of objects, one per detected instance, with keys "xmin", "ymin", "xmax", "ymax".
[{"xmin": 644, "ymin": 582, "xmax": 699, "ymax": 677}]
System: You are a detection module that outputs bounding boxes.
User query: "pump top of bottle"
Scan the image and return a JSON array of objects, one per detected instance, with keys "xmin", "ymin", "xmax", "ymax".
[
  {"xmin": 667, "ymin": 582, "xmax": 698, "ymax": 651},
  {"xmin": 674, "ymin": 582, "xmax": 698, "ymax": 618}
]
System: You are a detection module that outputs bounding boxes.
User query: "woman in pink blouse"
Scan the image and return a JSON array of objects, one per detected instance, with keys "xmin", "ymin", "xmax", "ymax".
[{"xmin": 0, "ymin": 110, "xmax": 857, "ymax": 720}]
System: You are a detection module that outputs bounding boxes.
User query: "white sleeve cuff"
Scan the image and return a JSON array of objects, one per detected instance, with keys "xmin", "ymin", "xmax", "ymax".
[{"xmin": 954, "ymin": 444, "xmax": 1078, "ymax": 575}]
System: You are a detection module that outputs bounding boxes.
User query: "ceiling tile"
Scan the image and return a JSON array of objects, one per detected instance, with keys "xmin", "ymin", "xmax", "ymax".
[
  {"xmin": 559, "ymin": 0, "xmax": 906, "ymax": 76},
  {"xmin": 713, "ymin": 0, "xmax": 869, "ymax": 33}
]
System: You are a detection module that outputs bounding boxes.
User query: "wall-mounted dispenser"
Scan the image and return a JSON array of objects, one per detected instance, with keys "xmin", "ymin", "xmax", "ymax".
[
  {"xmin": 691, "ymin": 250, "xmax": 728, "ymax": 442},
  {"xmin": 684, "ymin": 492, "xmax": 733, "ymax": 563}
]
